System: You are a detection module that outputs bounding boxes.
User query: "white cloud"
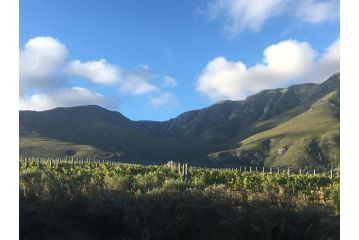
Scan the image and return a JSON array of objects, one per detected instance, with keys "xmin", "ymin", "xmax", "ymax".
[
  {"xmin": 296, "ymin": 0, "xmax": 339, "ymax": 24},
  {"xmin": 20, "ymin": 36, "xmax": 166, "ymax": 111},
  {"xmin": 204, "ymin": 0, "xmax": 286, "ymax": 37},
  {"xmin": 305, "ymin": 38, "xmax": 340, "ymax": 83},
  {"xmin": 149, "ymin": 92, "xmax": 177, "ymax": 107},
  {"xmin": 65, "ymin": 60, "xmax": 158, "ymax": 95},
  {"xmin": 321, "ymin": 38, "xmax": 340, "ymax": 64},
  {"xmin": 119, "ymin": 67, "xmax": 159, "ymax": 95},
  {"xmin": 196, "ymin": 38, "xmax": 339, "ymax": 101},
  {"xmin": 65, "ymin": 59, "xmax": 121, "ymax": 84},
  {"xmin": 263, "ymin": 40, "xmax": 317, "ymax": 76},
  {"xmin": 202, "ymin": 0, "xmax": 339, "ymax": 37},
  {"xmin": 19, "ymin": 87, "xmax": 108, "ymax": 111},
  {"xmin": 20, "ymin": 36, "xmax": 68, "ymax": 96},
  {"xmin": 163, "ymin": 75, "xmax": 177, "ymax": 88}
]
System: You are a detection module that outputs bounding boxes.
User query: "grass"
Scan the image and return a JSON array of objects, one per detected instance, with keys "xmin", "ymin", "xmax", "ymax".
[
  {"xmin": 20, "ymin": 137, "xmax": 104, "ymax": 157},
  {"xmin": 19, "ymin": 74, "xmax": 340, "ymax": 168},
  {"xmin": 210, "ymin": 91, "xmax": 339, "ymax": 169}
]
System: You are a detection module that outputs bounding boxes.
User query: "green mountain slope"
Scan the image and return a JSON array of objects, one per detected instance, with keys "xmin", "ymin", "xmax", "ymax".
[
  {"xmin": 20, "ymin": 73, "xmax": 340, "ymax": 168},
  {"xmin": 20, "ymin": 106, "xmax": 204, "ymax": 163},
  {"xmin": 208, "ymin": 89, "xmax": 339, "ymax": 169}
]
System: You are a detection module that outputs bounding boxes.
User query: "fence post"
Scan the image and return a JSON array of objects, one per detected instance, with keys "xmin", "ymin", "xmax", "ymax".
[
  {"xmin": 244, "ymin": 166, "xmax": 246, "ymax": 172},
  {"xmin": 37, "ymin": 157, "xmax": 40, "ymax": 168},
  {"xmin": 270, "ymin": 167, "xmax": 272, "ymax": 174},
  {"xmin": 49, "ymin": 158, "xmax": 52, "ymax": 169},
  {"xmin": 277, "ymin": 167, "xmax": 280, "ymax": 174},
  {"xmin": 299, "ymin": 168, "xmax": 302, "ymax": 175},
  {"xmin": 287, "ymin": 167, "xmax": 290, "ymax": 176},
  {"xmin": 249, "ymin": 166, "xmax": 252, "ymax": 172},
  {"xmin": 240, "ymin": 166, "xmax": 242, "ymax": 172},
  {"xmin": 262, "ymin": 167, "xmax": 265, "ymax": 174},
  {"xmin": 255, "ymin": 166, "xmax": 258, "ymax": 172},
  {"xmin": 24, "ymin": 157, "xmax": 28, "ymax": 169},
  {"xmin": 313, "ymin": 169, "xmax": 316, "ymax": 176},
  {"xmin": 330, "ymin": 169, "xmax": 333, "ymax": 179}
]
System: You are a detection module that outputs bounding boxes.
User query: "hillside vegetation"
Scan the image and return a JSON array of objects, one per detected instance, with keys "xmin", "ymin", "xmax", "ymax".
[
  {"xmin": 20, "ymin": 73, "xmax": 340, "ymax": 169},
  {"xmin": 20, "ymin": 159, "xmax": 339, "ymax": 240}
]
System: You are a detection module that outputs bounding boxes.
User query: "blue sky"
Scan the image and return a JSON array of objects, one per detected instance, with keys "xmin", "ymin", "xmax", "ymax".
[{"xmin": 20, "ymin": 0, "xmax": 340, "ymax": 121}]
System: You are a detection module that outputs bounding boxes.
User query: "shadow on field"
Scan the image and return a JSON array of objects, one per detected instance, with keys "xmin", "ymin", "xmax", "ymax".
[{"xmin": 20, "ymin": 191, "xmax": 339, "ymax": 240}]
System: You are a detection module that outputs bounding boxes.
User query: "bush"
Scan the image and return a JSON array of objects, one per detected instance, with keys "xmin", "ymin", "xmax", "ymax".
[{"xmin": 162, "ymin": 178, "xmax": 188, "ymax": 192}]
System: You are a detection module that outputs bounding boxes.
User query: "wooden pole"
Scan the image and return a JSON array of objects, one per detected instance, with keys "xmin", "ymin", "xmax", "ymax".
[{"xmin": 24, "ymin": 157, "xmax": 28, "ymax": 169}]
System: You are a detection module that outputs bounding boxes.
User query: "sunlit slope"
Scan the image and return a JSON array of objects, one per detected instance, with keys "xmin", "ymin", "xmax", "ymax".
[
  {"xmin": 20, "ymin": 73, "xmax": 340, "ymax": 168},
  {"xmin": 20, "ymin": 137, "xmax": 105, "ymax": 157},
  {"xmin": 209, "ymin": 90, "xmax": 339, "ymax": 169}
]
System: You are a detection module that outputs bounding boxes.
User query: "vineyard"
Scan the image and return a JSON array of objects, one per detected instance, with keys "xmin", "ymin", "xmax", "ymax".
[{"xmin": 19, "ymin": 158, "xmax": 340, "ymax": 240}]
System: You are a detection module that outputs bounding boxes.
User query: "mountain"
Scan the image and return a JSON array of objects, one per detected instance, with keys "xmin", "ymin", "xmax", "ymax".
[{"xmin": 20, "ymin": 73, "xmax": 340, "ymax": 169}]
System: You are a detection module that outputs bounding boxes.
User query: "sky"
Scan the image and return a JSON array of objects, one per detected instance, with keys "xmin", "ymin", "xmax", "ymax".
[{"xmin": 19, "ymin": 0, "xmax": 340, "ymax": 121}]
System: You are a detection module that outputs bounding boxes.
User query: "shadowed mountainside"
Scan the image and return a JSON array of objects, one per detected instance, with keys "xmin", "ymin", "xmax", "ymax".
[{"xmin": 20, "ymin": 73, "xmax": 340, "ymax": 168}]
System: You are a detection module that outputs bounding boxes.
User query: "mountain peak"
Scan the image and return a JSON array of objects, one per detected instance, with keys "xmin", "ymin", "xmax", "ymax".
[{"xmin": 20, "ymin": 73, "xmax": 340, "ymax": 168}]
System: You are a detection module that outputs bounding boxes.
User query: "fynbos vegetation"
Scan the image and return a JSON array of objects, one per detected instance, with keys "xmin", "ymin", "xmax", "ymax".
[
  {"xmin": 20, "ymin": 159, "xmax": 339, "ymax": 240},
  {"xmin": 20, "ymin": 74, "xmax": 340, "ymax": 169}
]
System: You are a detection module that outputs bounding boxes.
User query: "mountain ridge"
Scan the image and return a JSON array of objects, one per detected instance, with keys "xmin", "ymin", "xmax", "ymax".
[{"xmin": 20, "ymin": 73, "xmax": 340, "ymax": 169}]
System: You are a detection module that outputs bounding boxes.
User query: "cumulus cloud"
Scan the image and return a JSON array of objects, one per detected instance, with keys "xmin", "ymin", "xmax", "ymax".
[
  {"xmin": 321, "ymin": 39, "xmax": 340, "ymax": 64},
  {"xmin": 20, "ymin": 36, "xmax": 165, "ymax": 111},
  {"xmin": 65, "ymin": 59, "xmax": 121, "ymax": 84},
  {"xmin": 196, "ymin": 38, "xmax": 339, "ymax": 101},
  {"xmin": 20, "ymin": 36, "xmax": 68, "ymax": 96},
  {"xmin": 149, "ymin": 92, "xmax": 178, "ymax": 107},
  {"xmin": 201, "ymin": 0, "xmax": 339, "ymax": 37},
  {"xmin": 65, "ymin": 60, "xmax": 158, "ymax": 95},
  {"xmin": 163, "ymin": 75, "xmax": 177, "ymax": 88},
  {"xmin": 304, "ymin": 38, "xmax": 340, "ymax": 83},
  {"xmin": 20, "ymin": 87, "xmax": 108, "ymax": 111},
  {"xmin": 296, "ymin": 0, "xmax": 339, "ymax": 24}
]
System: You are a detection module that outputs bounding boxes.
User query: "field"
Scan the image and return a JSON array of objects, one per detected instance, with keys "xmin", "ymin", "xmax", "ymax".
[{"xmin": 19, "ymin": 159, "xmax": 340, "ymax": 240}]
